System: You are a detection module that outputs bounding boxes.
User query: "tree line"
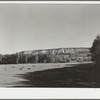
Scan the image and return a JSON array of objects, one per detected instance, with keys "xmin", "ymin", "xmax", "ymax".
[
  {"xmin": 0, "ymin": 52, "xmax": 54, "ymax": 64},
  {"xmin": 0, "ymin": 51, "xmax": 92, "ymax": 64}
]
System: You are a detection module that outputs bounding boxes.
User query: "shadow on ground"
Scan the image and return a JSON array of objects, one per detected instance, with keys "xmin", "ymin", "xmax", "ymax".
[{"xmin": 13, "ymin": 63, "xmax": 100, "ymax": 88}]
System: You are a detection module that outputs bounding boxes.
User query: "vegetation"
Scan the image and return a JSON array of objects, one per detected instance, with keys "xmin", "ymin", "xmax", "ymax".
[
  {"xmin": 91, "ymin": 35, "xmax": 100, "ymax": 63},
  {"xmin": 18, "ymin": 63, "xmax": 96, "ymax": 87},
  {"xmin": 0, "ymin": 48, "xmax": 91, "ymax": 64}
]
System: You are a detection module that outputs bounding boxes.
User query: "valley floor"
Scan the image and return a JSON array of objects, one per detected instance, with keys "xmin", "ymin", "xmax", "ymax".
[{"xmin": 0, "ymin": 62, "xmax": 97, "ymax": 87}]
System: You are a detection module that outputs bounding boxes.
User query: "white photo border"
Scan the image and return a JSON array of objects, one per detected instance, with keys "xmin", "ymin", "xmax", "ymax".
[{"xmin": 0, "ymin": 1, "xmax": 100, "ymax": 99}]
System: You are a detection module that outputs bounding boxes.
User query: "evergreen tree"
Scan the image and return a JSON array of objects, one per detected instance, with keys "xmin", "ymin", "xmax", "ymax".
[{"xmin": 90, "ymin": 34, "xmax": 100, "ymax": 63}]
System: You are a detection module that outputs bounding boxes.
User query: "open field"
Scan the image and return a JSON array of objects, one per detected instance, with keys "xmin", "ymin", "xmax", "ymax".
[{"xmin": 0, "ymin": 62, "xmax": 97, "ymax": 87}]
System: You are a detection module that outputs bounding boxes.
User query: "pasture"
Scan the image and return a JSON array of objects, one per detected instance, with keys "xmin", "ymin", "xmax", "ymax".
[{"xmin": 0, "ymin": 62, "xmax": 97, "ymax": 87}]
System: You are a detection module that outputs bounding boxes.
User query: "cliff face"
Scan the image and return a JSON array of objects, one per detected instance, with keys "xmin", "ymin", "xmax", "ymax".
[{"xmin": 20, "ymin": 48, "xmax": 90, "ymax": 55}]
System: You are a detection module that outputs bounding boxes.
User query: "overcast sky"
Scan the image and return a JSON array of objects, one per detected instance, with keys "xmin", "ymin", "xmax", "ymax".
[{"xmin": 0, "ymin": 4, "xmax": 100, "ymax": 54}]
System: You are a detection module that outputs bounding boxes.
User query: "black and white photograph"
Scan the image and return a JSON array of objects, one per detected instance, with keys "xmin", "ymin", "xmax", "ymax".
[{"xmin": 0, "ymin": 3, "xmax": 100, "ymax": 88}]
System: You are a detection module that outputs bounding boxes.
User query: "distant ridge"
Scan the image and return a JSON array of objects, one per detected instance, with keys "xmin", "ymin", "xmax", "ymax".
[{"xmin": 19, "ymin": 47, "xmax": 90, "ymax": 55}]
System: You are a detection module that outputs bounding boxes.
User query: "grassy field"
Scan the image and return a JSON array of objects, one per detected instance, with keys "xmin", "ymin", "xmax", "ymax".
[
  {"xmin": 0, "ymin": 63, "xmax": 81, "ymax": 87},
  {"xmin": 0, "ymin": 62, "xmax": 99, "ymax": 87},
  {"xmin": 17, "ymin": 63, "xmax": 96, "ymax": 87}
]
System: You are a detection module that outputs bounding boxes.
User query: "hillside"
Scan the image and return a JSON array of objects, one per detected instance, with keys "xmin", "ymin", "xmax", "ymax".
[{"xmin": 19, "ymin": 47, "xmax": 90, "ymax": 55}]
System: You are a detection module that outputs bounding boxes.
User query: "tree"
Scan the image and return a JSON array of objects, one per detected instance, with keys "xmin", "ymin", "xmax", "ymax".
[
  {"xmin": 44, "ymin": 52, "xmax": 53, "ymax": 63},
  {"xmin": 90, "ymin": 34, "xmax": 100, "ymax": 63},
  {"xmin": 16, "ymin": 53, "xmax": 20, "ymax": 64},
  {"xmin": 24, "ymin": 54, "xmax": 28, "ymax": 63},
  {"xmin": 0, "ymin": 55, "xmax": 3, "ymax": 64}
]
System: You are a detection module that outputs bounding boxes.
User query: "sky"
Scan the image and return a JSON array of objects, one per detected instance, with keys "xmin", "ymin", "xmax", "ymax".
[{"xmin": 0, "ymin": 4, "xmax": 100, "ymax": 54}]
